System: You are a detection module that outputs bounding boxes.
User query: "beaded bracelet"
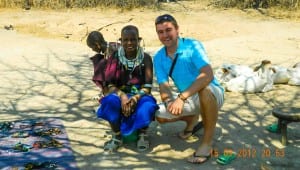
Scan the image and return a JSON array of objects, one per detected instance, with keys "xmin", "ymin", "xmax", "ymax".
[
  {"xmin": 138, "ymin": 89, "xmax": 146, "ymax": 96},
  {"xmin": 107, "ymin": 84, "xmax": 115, "ymax": 88}
]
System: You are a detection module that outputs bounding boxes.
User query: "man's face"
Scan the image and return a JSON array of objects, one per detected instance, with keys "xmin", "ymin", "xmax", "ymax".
[{"xmin": 156, "ymin": 22, "xmax": 179, "ymax": 48}]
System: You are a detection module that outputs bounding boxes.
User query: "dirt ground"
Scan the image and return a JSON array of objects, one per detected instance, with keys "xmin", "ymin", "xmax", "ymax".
[{"xmin": 0, "ymin": 1, "xmax": 300, "ymax": 170}]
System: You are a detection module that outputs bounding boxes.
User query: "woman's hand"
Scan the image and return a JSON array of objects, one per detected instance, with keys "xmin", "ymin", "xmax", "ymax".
[
  {"xmin": 121, "ymin": 95, "xmax": 139, "ymax": 117},
  {"xmin": 121, "ymin": 95, "xmax": 130, "ymax": 117}
]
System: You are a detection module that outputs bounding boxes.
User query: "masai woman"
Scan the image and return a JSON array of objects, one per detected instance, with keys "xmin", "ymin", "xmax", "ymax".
[{"xmin": 95, "ymin": 25, "xmax": 158, "ymax": 152}]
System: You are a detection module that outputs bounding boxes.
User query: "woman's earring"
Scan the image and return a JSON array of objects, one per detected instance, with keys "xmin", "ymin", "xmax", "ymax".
[
  {"xmin": 139, "ymin": 37, "xmax": 145, "ymax": 50},
  {"xmin": 118, "ymin": 38, "xmax": 121, "ymax": 45},
  {"xmin": 142, "ymin": 39, "xmax": 145, "ymax": 50}
]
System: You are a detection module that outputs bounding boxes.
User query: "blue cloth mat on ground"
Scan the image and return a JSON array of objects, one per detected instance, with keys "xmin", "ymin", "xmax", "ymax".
[{"xmin": 0, "ymin": 118, "xmax": 79, "ymax": 170}]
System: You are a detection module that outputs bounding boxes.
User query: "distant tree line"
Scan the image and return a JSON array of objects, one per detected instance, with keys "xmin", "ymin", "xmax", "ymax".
[{"xmin": 0, "ymin": 0, "xmax": 298, "ymax": 9}]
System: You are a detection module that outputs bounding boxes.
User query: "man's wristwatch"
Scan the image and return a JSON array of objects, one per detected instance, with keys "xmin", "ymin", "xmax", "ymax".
[{"xmin": 178, "ymin": 93, "xmax": 187, "ymax": 102}]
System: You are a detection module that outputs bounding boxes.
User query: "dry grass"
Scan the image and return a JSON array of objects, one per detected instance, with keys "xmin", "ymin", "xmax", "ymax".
[
  {"xmin": 210, "ymin": 0, "xmax": 300, "ymax": 21},
  {"xmin": 0, "ymin": 0, "xmax": 298, "ymax": 10},
  {"xmin": 212, "ymin": 0, "xmax": 299, "ymax": 9},
  {"xmin": 0, "ymin": 0, "xmax": 299, "ymax": 21},
  {"xmin": 0, "ymin": 0, "xmax": 159, "ymax": 9}
]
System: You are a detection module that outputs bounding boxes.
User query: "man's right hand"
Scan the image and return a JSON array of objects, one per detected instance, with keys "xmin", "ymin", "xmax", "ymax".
[{"xmin": 167, "ymin": 97, "xmax": 185, "ymax": 115}]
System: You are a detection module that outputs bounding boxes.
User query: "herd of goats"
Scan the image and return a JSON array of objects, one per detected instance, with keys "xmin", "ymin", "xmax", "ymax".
[{"xmin": 214, "ymin": 60, "xmax": 300, "ymax": 93}]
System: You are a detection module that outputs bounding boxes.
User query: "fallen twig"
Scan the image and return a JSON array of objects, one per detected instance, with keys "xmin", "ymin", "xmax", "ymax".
[{"xmin": 80, "ymin": 18, "xmax": 133, "ymax": 42}]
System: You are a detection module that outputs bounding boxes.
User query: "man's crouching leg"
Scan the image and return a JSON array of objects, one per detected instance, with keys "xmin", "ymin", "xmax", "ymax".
[{"xmin": 196, "ymin": 86, "xmax": 219, "ymax": 154}]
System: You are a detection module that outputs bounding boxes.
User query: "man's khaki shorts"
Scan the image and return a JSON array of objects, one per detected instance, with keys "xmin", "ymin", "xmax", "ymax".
[{"xmin": 155, "ymin": 84, "xmax": 224, "ymax": 119}]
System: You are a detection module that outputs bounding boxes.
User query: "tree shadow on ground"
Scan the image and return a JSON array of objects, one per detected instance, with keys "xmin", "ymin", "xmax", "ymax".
[{"xmin": 0, "ymin": 45, "xmax": 299, "ymax": 169}]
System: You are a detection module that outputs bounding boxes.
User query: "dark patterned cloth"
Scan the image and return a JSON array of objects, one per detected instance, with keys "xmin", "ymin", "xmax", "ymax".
[
  {"xmin": 90, "ymin": 53, "xmax": 107, "ymax": 88},
  {"xmin": 91, "ymin": 51, "xmax": 147, "ymax": 90},
  {"xmin": 0, "ymin": 118, "xmax": 78, "ymax": 170}
]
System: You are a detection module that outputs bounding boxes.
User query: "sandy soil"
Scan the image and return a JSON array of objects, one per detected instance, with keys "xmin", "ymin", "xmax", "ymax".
[{"xmin": 0, "ymin": 1, "xmax": 300, "ymax": 169}]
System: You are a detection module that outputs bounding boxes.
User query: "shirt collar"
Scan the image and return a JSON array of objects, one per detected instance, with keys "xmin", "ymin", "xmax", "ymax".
[{"xmin": 163, "ymin": 37, "xmax": 184, "ymax": 57}]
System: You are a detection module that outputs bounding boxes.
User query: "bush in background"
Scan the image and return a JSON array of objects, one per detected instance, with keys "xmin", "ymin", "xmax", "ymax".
[
  {"xmin": 212, "ymin": 0, "xmax": 299, "ymax": 9},
  {"xmin": 0, "ymin": 0, "xmax": 159, "ymax": 9},
  {"xmin": 0, "ymin": 0, "xmax": 298, "ymax": 10}
]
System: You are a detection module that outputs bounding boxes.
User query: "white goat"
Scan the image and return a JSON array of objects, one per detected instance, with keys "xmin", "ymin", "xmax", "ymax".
[
  {"xmin": 225, "ymin": 60, "xmax": 276, "ymax": 93},
  {"xmin": 287, "ymin": 62, "xmax": 300, "ymax": 86},
  {"xmin": 215, "ymin": 63, "xmax": 254, "ymax": 84},
  {"xmin": 271, "ymin": 65, "xmax": 290, "ymax": 84}
]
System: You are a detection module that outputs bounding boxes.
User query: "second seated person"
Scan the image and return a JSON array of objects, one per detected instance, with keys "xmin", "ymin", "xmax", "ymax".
[{"xmin": 96, "ymin": 25, "xmax": 159, "ymax": 153}]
